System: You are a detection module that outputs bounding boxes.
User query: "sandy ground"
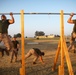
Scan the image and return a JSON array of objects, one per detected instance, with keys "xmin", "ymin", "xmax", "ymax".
[{"xmin": 0, "ymin": 39, "xmax": 76, "ymax": 75}]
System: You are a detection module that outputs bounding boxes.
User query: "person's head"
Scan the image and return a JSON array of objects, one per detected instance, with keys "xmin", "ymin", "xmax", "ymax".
[
  {"xmin": 1, "ymin": 14, "xmax": 6, "ymax": 20},
  {"xmin": 13, "ymin": 36, "xmax": 17, "ymax": 41},
  {"xmin": 41, "ymin": 52, "xmax": 45, "ymax": 56}
]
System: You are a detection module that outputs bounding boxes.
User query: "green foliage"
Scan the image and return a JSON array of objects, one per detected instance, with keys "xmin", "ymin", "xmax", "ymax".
[
  {"xmin": 35, "ymin": 31, "xmax": 45, "ymax": 36},
  {"xmin": 14, "ymin": 33, "xmax": 21, "ymax": 38}
]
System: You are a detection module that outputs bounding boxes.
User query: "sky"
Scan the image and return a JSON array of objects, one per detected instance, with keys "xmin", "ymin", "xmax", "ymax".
[{"xmin": 0, "ymin": 0, "xmax": 76, "ymax": 37}]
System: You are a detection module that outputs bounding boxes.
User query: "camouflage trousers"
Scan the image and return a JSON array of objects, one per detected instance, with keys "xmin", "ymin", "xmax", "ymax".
[
  {"xmin": 68, "ymin": 32, "xmax": 76, "ymax": 51},
  {"xmin": 0, "ymin": 33, "xmax": 14, "ymax": 51},
  {"xmin": 10, "ymin": 49, "xmax": 18, "ymax": 62},
  {"xmin": 25, "ymin": 49, "xmax": 39, "ymax": 62}
]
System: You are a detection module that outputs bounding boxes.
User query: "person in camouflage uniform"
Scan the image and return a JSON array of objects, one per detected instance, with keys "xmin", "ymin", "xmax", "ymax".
[
  {"xmin": 67, "ymin": 13, "xmax": 76, "ymax": 53},
  {"xmin": 0, "ymin": 13, "xmax": 15, "ymax": 55},
  {"xmin": 24, "ymin": 48, "xmax": 45, "ymax": 64},
  {"xmin": 10, "ymin": 37, "xmax": 20, "ymax": 63}
]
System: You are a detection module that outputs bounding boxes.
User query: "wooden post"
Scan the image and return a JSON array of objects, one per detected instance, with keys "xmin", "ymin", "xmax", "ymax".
[
  {"xmin": 20, "ymin": 68, "xmax": 23, "ymax": 75},
  {"xmin": 63, "ymin": 38, "xmax": 74, "ymax": 75},
  {"xmin": 60, "ymin": 10, "xmax": 64, "ymax": 66},
  {"xmin": 52, "ymin": 10, "xmax": 74, "ymax": 75},
  {"xmin": 52, "ymin": 41, "xmax": 61, "ymax": 71},
  {"xmin": 20, "ymin": 10, "xmax": 25, "ymax": 75},
  {"xmin": 59, "ymin": 10, "xmax": 64, "ymax": 75}
]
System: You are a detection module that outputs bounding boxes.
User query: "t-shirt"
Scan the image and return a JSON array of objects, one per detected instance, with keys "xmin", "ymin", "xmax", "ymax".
[
  {"xmin": 0, "ymin": 20, "xmax": 10, "ymax": 33},
  {"xmin": 12, "ymin": 40, "xmax": 19, "ymax": 49},
  {"xmin": 33, "ymin": 48, "xmax": 42, "ymax": 56},
  {"xmin": 73, "ymin": 20, "xmax": 76, "ymax": 33}
]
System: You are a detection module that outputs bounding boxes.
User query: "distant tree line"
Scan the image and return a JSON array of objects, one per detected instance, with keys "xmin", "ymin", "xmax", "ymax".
[
  {"xmin": 35, "ymin": 31, "xmax": 60, "ymax": 37},
  {"xmin": 10, "ymin": 31, "xmax": 60, "ymax": 38},
  {"xmin": 9, "ymin": 33, "xmax": 21, "ymax": 38},
  {"xmin": 35, "ymin": 31, "xmax": 45, "ymax": 36},
  {"xmin": 14, "ymin": 33, "xmax": 21, "ymax": 38},
  {"xmin": 55, "ymin": 35, "xmax": 60, "ymax": 37}
]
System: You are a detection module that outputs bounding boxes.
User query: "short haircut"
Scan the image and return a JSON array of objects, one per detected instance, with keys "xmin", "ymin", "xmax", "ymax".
[{"xmin": 1, "ymin": 14, "xmax": 6, "ymax": 19}]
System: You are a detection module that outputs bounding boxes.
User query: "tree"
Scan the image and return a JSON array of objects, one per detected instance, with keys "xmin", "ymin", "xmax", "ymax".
[
  {"xmin": 25, "ymin": 36, "xmax": 27, "ymax": 38},
  {"xmin": 8, "ymin": 35, "xmax": 12, "ymax": 38},
  {"xmin": 16, "ymin": 33, "xmax": 21, "ymax": 37},
  {"xmin": 35, "ymin": 31, "xmax": 39, "ymax": 36},
  {"xmin": 35, "ymin": 31, "xmax": 45, "ymax": 36},
  {"xmin": 13, "ymin": 34, "xmax": 17, "ymax": 38},
  {"xmin": 13, "ymin": 33, "xmax": 21, "ymax": 38}
]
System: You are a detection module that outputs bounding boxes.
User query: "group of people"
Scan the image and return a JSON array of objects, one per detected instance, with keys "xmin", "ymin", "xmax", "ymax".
[
  {"xmin": 0, "ymin": 12, "xmax": 76, "ymax": 64},
  {"xmin": 0, "ymin": 13, "xmax": 45, "ymax": 64},
  {"xmin": 0, "ymin": 36, "xmax": 20, "ymax": 63},
  {"xmin": 0, "ymin": 13, "xmax": 20, "ymax": 63}
]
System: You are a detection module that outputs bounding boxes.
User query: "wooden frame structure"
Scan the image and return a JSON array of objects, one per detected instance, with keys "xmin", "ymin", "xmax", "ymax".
[
  {"xmin": 0, "ymin": 10, "xmax": 74, "ymax": 75},
  {"xmin": 19, "ymin": 10, "xmax": 74, "ymax": 75},
  {"xmin": 52, "ymin": 10, "xmax": 74, "ymax": 75}
]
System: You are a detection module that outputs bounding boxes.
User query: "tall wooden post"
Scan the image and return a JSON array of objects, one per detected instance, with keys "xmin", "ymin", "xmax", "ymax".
[
  {"xmin": 20, "ymin": 10, "xmax": 25, "ymax": 75},
  {"xmin": 52, "ymin": 41, "xmax": 61, "ymax": 71},
  {"xmin": 59, "ymin": 10, "xmax": 64, "ymax": 75},
  {"xmin": 52, "ymin": 10, "xmax": 74, "ymax": 75}
]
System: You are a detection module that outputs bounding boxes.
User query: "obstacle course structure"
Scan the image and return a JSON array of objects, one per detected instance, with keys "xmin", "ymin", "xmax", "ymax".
[{"xmin": 0, "ymin": 10, "xmax": 74, "ymax": 75}]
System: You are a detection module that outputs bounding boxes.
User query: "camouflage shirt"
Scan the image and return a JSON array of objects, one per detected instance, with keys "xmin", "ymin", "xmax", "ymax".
[{"xmin": 73, "ymin": 20, "xmax": 76, "ymax": 33}]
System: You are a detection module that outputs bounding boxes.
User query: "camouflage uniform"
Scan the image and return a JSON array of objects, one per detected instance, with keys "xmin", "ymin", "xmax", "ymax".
[
  {"xmin": 10, "ymin": 40, "xmax": 19, "ymax": 63},
  {"xmin": 25, "ymin": 48, "xmax": 43, "ymax": 63},
  {"xmin": 0, "ymin": 20, "xmax": 14, "ymax": 51},
  {"xmin": 68, "ymin": 20, "xmax": 76, "ymax": 52}
]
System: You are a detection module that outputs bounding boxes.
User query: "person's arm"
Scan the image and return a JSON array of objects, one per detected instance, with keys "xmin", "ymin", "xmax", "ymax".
[
  {"xmin": 39, "ymin": 56, "xmax": 44, "ymax": 64},
  {"xmin": 9, "ymin": 12, "xmax": 15, "ymax": 24},
  {"xmin": 67, "ymin": 13, "xmax": 74, "ymax": 24}
]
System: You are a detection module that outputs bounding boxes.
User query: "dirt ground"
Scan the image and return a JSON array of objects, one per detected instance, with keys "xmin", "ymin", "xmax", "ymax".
[{"xmin": 0, "ymin": 38, "xmax": 76, "ymax": 75}]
